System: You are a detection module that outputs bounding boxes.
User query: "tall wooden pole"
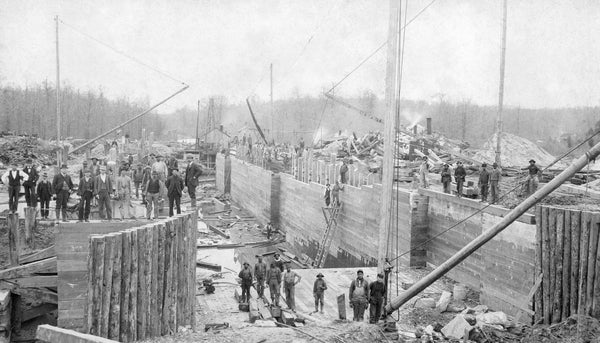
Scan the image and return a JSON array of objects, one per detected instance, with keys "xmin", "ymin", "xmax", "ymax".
[
  {"xmin": 378, "ymin": 0, "xmax": 402, "ymax": 272},
  {"xmin": 55, "ymin": 15, "xmax": 62, "ymax": 166},
  {"xmin": 495, "ymin": 0, "xmax": 508, "ymax": 166},
  {"xmin": 270, "ymin": 63, "xmax": 274, "ymax": 143},
  {"xmin": 195, "ymin": 100, "xmax": 200, "ymax": 152}
]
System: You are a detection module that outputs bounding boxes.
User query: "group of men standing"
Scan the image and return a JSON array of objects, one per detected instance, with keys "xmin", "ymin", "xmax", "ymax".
[{"xmin": 237, "ymin": 259, "xmax": 387, "ymax": 323}]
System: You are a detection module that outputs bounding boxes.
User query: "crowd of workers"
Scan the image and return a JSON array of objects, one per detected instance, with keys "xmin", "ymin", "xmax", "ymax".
[
  {"xmin": 1, "ymin": 140, "xmax": 203, "ymax": 221},
  {"xmin": 237, "ymin": 255, "xmax": 387, "ymax": 323}
]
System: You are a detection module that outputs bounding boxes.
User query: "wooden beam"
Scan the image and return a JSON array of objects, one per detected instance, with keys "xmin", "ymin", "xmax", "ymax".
[
  {"xmin": 0, "ymin": 257, "xmax": 57, "ymax": 280},
  {"xmin": 36, "ymin": 324, "xmax": 120, "ymax": 343},
  {"xmin": 23, "ymin": 303, "xmax": 57, "ymax": 322},
  {"xmin": 12, "ymin": 288, "xmax": 57, "ymax": 304},
  {"xmin": 5, "ymin": 276, "xmax": 57, "ymax": 288},
  {"xmin": 8, "ymin": 213, "xmax": 19, "ymax": 266},
  {"xmin": 20, "ymin": 246, "xmax": 56, "ymax": 265}
]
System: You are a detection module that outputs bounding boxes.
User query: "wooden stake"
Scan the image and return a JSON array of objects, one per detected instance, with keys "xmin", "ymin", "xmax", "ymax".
[
  {"xmin": 100, "ymin": 235, "xmax": 115, "ymax": 338},
  {"xmin": 156, "ymin": 223, "xmax": 166, "ymax": 335},
  {"xmin": 190, "ymin": 212, "xmax": 198, "ymax": 331},
  {"xmin": 548, "ymin": 207, "xmax": 557, "ymax": 322},
  {"xmin": 128, "ymin": 229, "xmax": 138, "ymax": 342},
  {"xmin": 108, "ymin": 234, "xmax": 122, "ymax": 340},
  {"xmin": 7, "ymin": 213, "xmax": 19, "ymax": 266},
  {"xmin": 552, "ymin": 209, "xmax": 564, "ymax": 323},
  {"xmin": 90, "ymin": 237, "xmax": 105, "ymax": 336},
  {"xmin": 162, "ymin": 221, "xmax": 174, "ymax": 335},
  {"xmin": 150, "ymin": 224, "xmax": 159, "ymax": 337},
  {"xmin": 24, "ymin": 207, "xmax": 37, "ymax": 249},
  {"xmin": 585, "ymin": 211, "xmax": 598, "ymax": 316},
  {"xmin": 541, "ymin": 206, "xmax": 551, "ymax": 323},
  {"xmin": 136, "ymin": 228, "xmax": 147, "ymax": 340},
  {"xmin": 570, "ymin": 210, "xmax": 581, "ymax": 316},
  {"xmin": 119, "ymin": 230, "xmax": 131, "ymax": 343},
  {"xmin": 534, "ymin": 205, "xmax": 543, "ymax": 323},
  {"xmin": 578, "ymin": 211, "xmax": 591, "ymax": 316},
  {"xmin": 592, "ymin": 213, "xmax": 600, "ymax": 317},
  {"xmin": 562, "ymin": 209, "xmax": 572, "ymax": 320}
]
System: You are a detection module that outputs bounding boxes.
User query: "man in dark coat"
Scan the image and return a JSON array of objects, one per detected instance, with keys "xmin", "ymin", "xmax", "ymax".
[
  {"xmin": 254, "ymin": 255, "xmax": 267, "ymax": 298},
  {"xmin": 167, "ymin": 156, "xmax": 179, "ymax": 177},
  {"xmin": 238, "ymin": 262, "xmax": 253, "ymax": 303},
  {"xmin": 454, "ymin": 161, "xmax": 466, "ymax": 197},
  {"xmin": 184, "ymin": 159, "xmax": 203, "ymax": 208},
  {"xmin": 349, "ymin": 269, "xmax": 369, "ymax": 321},
  {"xmin": 441, "ymin": 164, "xmax": 452, "ymax": 194},
  {"xmin": 369, "ymin": 273, "xmax": 386, "ymax": 324},
  {"xmin": 165, "ymin": 169, "xmax": 184, "ymax": 217},
  {"xmin": 478, "ymin": 163, "xmax": 490, "ymax": 203},
  {"xmin": 52, "ymin": 164, "xmax": 74, "ymax": 222},
  {"xmin": 78, "ymin": 170, "xmax": 94, "ymax": 222},
  {"xmin": 94, "ymin": 165, "xmax": 113, "ymax": 220},
  {"xmin": 23, "ymin": 159, "xmax": 38, "ymax": 207},
  {"xmin": 36, "ymin": 172, "xmax": 53, "ymax": 219}
]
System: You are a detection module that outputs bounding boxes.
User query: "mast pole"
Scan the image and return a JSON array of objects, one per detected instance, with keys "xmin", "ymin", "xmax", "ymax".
[
  {"xmin": 270, "ymin": 63, "xmax": 274, "ymax": 143},
  {"xmin": 196, "ymin": 100, "xmax": 200, "ymax": 152},
  {"xmin": 55, "ymin": 15, "xmax": 62, "ymax": 166},
  {"xmin": 495, "ymin": 0, "xmax": 508, "ymax": 166}
]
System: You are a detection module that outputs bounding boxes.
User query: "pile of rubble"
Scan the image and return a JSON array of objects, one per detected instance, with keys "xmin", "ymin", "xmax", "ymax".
[
  {"xmin": 471, "ymin": 132, "xmax": 559, "ymax": 168},
  {"xmin": 0, "ymin": 136, "xmax": 58, "ymax": 166}
]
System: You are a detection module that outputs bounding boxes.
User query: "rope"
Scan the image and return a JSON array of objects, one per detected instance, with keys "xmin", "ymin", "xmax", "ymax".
[
  {"xmin": 326, "ymin": 0, "xmax": 439, "ymax": 95},
  {"xmin": 387, "ymin": 128, "xmax": 600, "ymax": 264},
  {"xmin": 58, "ymin": 19, "xmax": 186, "ymax": 86}
]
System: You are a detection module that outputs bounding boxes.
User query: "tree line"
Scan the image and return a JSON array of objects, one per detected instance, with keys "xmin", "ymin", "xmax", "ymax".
[{"xmin": 0, "ymin": 82, "xmax": 165, "ymax": 140}]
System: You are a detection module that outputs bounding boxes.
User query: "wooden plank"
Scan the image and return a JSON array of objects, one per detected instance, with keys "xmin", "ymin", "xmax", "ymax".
[
  {"xmin": 161, "ymin": 221, "xmax": 174, "ymax": 335},
  {"xmin": 171, "ymin": 218, "xmax": 181, "ymax": 332},
  {"xmin": 552, "ymin": 209, "xmax": 564, "ymax": 323},
  {"xmin": 337, "ymin": 294, "xmax": 346, "ymax": 320},
  {"xmin": 87, "ymin": 237, "xmax": 104, "ymax": 336},
  {"xmin": 593, "ymin": 213, "xmax": 600, "ymax": 318},
  {"xmin": 5, "ymin": 275, "xmax": 57, "ymax": 288},
  {"xmin": 156, "ymin": 223, "xmax": 165, "ymax": 336},
  {"xmin": 207, "ymin": 224, "xmax": 230, "ymax": 239},
  {"xmin": 570, "ymin": 210, "xmax": 581, "ymax": 316},
  {"xmin": 12, "ymin": 287, "xmax": 58, "ymax": 304},
  {"xmin": 578, "ymin": 211, "xmax": 591, "ymax": 316},
  {"xmin": 127, "ymin": 230, "xmax": 138, "ymax": 342},
  {"xmin": 22, "ymin": 303, "xmax": 56, "ymax": 322},
  {"xmin": 189, "ymin": 213, "xmax": 197, "ymax": 331},
  {"xmin": 24, "ymin": 207, "xmax": 37, "ymax": 250},
  {"xmin": 177, "ymin": 217, "xmax": 186, "ymax": 328},
  {"xmin": 534, "ymin": 205, "xmax": 543, "ymax": 323},
  {"xmin": 515, "ymin": 273, "xmax": 543, "ymax": 324},
  {"xmin": 136, "ymin": 228, "xmax": 147, "ymax": 340},
  {"xmin": 541, "ymin": 206, "xmax": 551, "ymax": 324},
  {"xmin": 36, "ymin": 324, "xmax": 120, "ymax": 343},
  {"xmin": 562, "ymin": 208, "xmax": 571, "ymax": 320},
  {"xmin": 100, "ymin": 235, "xmax": 115, "ymax": 338},
  {"xmin": 585, "ymin": 211, "xmax": 599, "ymax": 316},
  {"xmin": 548, "ymin": 207, "xmax": 556, "ymax": 322},
  {"xmin": 150, "ymin": 224, "xmax": 159, "ymax": 337},
  {"xmin": 20, "ymin": 245, "xmax": 56, "ymax": 264},
  {"xmin": 119, "ymin": 230, "xmax": 131, "ymax": 343},
  {"xmin": 7, "ymin": 213, "xmax": 19, "ymax": 266},
  {"xmin": 11, "ymin": 293, "xmax": 22, "ymax": 336},
  {"xmin": 144, "ymin": 226, "xmax": 153, "ymax": 338},
  {"xmin": 108, "ymin": 234, "xmax": 122, "ymax": 341}
]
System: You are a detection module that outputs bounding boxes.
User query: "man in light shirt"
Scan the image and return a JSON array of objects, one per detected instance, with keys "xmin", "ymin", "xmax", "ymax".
[{"xmin": 1, "ymin": 162, "xmax": 29, "ymax": 213}]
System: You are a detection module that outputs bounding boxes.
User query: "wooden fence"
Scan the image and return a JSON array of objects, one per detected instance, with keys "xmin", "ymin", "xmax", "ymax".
[
  {"xmin": 84, "ymin": 213, "xmax": 197, "ymax": 342},
  {"xmin": 535, "ymin": 205, "xmax": 600, "ymax": 324}
]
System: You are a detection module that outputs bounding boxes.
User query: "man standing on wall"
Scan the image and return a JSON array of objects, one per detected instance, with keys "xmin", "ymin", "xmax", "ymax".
[
  {"xmin": 282, "ymin": 263, "xmax": 302, "ymax": 311},
  {"xmin": 454, "ymin": 161, "xmax": 466, "ymax": 197},
  {"xmin": 144, "ymin": 171, "xmax": 164, "ymax": 220},
  {"xmin": 441, "ymin": 164, "xmax": 452, "ymax": 194},
  {"xmin": 23, "ymin": 159, "xmax": 38, "ymax": 207},
  {"xmin": 52, "ymin": 164, "xmax": 74, "ymax": 222},
  {"xmin": 478, "ymin": 163, "xmax": 490, "ymax": 203},
  {"xmin": 165, "ymin": 169, "xmax": 184, "ymax": 217},
  {"xmin": 266, "ymin": 263, "xmax": 282, "ymax": 306},
  {"xmin": 490, "ymin": 162, "xmax": 502, "ymax": 204},
  {"xmin": 184, "ymin": 157, "xmax": 203, "ymax": 208},
  {"xmin": 238, "ymin": 262, "xmax": 253, "ymax": 303},
  {"xmin": 78, "ymin": 170, "xmax": 94, "ymax": 222},
  {"xmin": 1, "ymin": 162, "xmax": 28, "ymax": 214},
  {"xmin": 94, "ymin": 165, "xmax": 113, "ymax": 220},
  {"xmin": 254, "ymin": 255, "xmax": 267, "ymax": 298},
  {"xmin": 36, "ymin": 172, "xmax": 53, "ymax": 219},
  {"xmin": 349, "ymin": 269, "xmax": 369, "ymax": 321}
]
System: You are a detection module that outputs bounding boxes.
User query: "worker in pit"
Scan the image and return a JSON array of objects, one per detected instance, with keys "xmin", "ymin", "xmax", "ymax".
[
  {"xmin": 324, "ymin": 183, "xmax": 331, "ymax": 207},
  {"xmin": 369, "ymin": 273, "xmax": 386, "ymax": 324},
  {"xmin": 523, "ymin": 159, "xmax": 541, "ymax": 196},
  {"xmin": 273, "ymin": 252, "xmax": 285, "ymax": 272},
  {"xmin": 254, "ymin": 255, "xmax": 267, "ymax": 298},
  {"xmin": 238, "ymin": 262, "xmax": 253, "ymax": 303},
  {"xmin": 282, "ymin": 263, "xmax": 302, "ymax": 311},
  {"xmin": 340, "ymin": 160, "xmax": 349, "ymax": 184},
  {"xmin": 349, "ymin": 269, "xmax": 370, "ymax": 321},
  {"xmin": 266, "ymin": 263, "xmax": 282, "ymax": 306},
  {"xmin": 440, "ymin": 163, "xmax": 452, "ymax": 194},
  {"xmin": 184, "ymin": 157, "xmax": 203, "ymax": 208},
  {"xmin": 478, "ymin": 163, "xmax": 490, "ymax": 203},
  {"xmin": 454, "ymin": 161, "xmax": 466, "ymax": 197},
  {"xmin": 331, "ymin": 181, "xmax": 343, "ymax": 207},
  {"xmin": 490, "ymin": 162, "xmax": 502, "ymax": 204},
  {"xmin": 313, "ymin": 273, "xmax": 327, "ymax": 314}
]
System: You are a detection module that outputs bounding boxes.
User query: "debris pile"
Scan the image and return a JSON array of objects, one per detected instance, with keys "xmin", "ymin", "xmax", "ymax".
[
  {"xmin": 472, "ymin": 132, "xmax": 558, "ymax": 168},
  {"xmin": 0, "ymin": 136, "xmax": 58, "ymax": 166}
]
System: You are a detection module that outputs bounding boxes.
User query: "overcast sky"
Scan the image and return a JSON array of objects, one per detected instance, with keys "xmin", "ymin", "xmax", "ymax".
[{"xmin": 1, "ymin": 0, "xmax": 599, "ymax": 111}]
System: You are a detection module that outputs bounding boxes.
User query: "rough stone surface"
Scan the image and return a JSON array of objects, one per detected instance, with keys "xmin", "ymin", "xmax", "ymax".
[{"xmin": 441, "ymin": 315, "xmax": 473, "ymax": 340}]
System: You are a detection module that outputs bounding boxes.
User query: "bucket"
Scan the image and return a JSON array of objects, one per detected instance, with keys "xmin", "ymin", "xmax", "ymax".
[{"xmin": 453, "ymin": 284, "xmax": 467, "ymax": 301}]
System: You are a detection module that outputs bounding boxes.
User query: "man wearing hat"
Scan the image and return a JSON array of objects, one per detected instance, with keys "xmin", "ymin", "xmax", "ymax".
[
  {"xmin": 36, "ymin": 172, "xmax": 53, "ymax": 219},
  {"xmin": 419, "ymin": 156, "xmax": 429, "ymax": 188},
  {"xmin": 254, "ymin": 256, "xmax": 267, "ymax": 298},
  {"xmin": 349, "ymin": 269, "xmax": 369, "ymax": 321},
  {"xmin": 23, "ymin": 159, "xmax": 38, "ymax": 207},
  {"xmin": 324, "ymin": 183, "xmax": 331, "ymax": 207},
  {"xmin": 184, "ymin": 157, "xmax": 203, "ymax": 208},
  {"xmin": 454, "ymin": 161, "xmax": 466, "ymax": 197},
  {"xmin": 523, "ymin": 159, "xmax": 541, "ymax": 196},
  {"xmin": 52, "ymin": 165, "xmax": 74, "ymax": 222},
  {"xmin": 78, "ymin": 160, "xmax": 89, "ymax": 180},
  {"xmin": 369, "ymin": 273, "xmax": 386, "ymax": 324},
  {"xmin": 78, "ymin": 170, "xmax": 95, "ymax": 222},
  {"xmin": 144, "ymin": 171, "xmax": 164, "ymax": 220},
  {"xmin": 441, "ymin": 163, "xmax": 452, "ymax": 194},
  {"xmin": 90, "ymin": 157, "xmax": 101, "ymax": 177},
  {"xmin": 94, "ymin": 165, "xmax": 113, "ymax": 220},
  {"xmin": 238, "ymin": 262, "xmax": 253, "ymax": 303},
  {"xmin": 273, "ymin": 252, "xmax": 285, "ymax": 272},
  {"xmin": 490, "ymin": 162, "xmax": 502, "ymax": 204},
  {"xmin": 478, "ymin": 163, "xmax": 490, "ymax": 203},
  {"xmin": 1, "ymin": 162, "xmax": 29, "ymax": 213},
  {"xmin": 313, "ymin": 273, "xmax": 327, "ymax": 313},
  {"xmin": 266, "ymin": 263, "xmax": 282, "ymax": 306}
]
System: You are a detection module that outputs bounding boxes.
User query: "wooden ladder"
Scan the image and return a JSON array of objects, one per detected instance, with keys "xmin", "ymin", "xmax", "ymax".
[{"xmin": 314, "ymin": 203, "xmax": 343, "ymax": 268}]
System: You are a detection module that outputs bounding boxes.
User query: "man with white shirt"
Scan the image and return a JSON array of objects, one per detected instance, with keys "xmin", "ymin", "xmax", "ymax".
[
  {"xmin": 94, "ymin": 165, "xmax": 113, "ymax": 220},
  {"xmin": 1, "ymin": 162, "xmax": 29, "ymax": 213}
]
